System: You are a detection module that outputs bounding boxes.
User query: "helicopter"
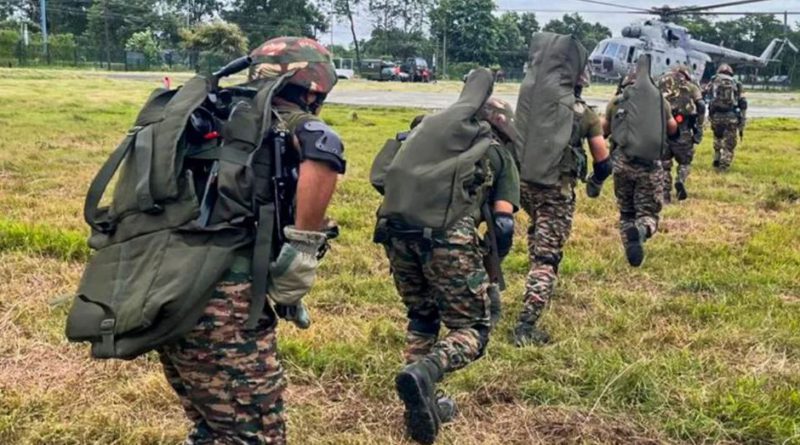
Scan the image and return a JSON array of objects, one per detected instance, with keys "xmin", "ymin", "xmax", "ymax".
[{"xmin": 585, "ymin": 0, "xmax": 799, "ymax": 81}]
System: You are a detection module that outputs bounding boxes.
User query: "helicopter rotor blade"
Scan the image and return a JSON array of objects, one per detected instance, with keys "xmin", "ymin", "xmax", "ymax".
[
  {"xmin": 670, "ymin": 0, "xmax": 772, "ymax": 15},
  {"xmin": 573, "ymin": 0, "xmax": 651, "ymax": 12}
]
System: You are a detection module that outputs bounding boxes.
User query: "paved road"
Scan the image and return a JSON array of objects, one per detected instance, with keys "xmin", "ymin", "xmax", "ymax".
[
  {"xmin": 327, "ymin": 89, "xmax": 800, "ymax": 119},
  {"xmin": 94, "ymin": 72, "xmax": 798, "ymax": 119}
]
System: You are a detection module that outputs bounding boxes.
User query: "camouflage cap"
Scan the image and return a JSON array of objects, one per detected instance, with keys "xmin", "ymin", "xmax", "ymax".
[
  {"xmin": 249, "ymin": 37, "xmax": 338, "ymax": 94},
  {"xmin": 717, "ymin": 63, "xmax": 734, "ymax": 75},
  {"xmin": 672, "ymin": 64, "xmax": 693, "ymax": 80},
  {"xmin": 480, "ymin": 96, "xmax": 518, "ymax": 142}
]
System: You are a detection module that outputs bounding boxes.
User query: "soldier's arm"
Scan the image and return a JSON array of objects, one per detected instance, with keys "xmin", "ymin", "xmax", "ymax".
[
  {"xmin": 491, "ymin": 145, "xmax": 520, "ymax": 214},
  {"xmin": 585, "ymin": 108, "xmax": 609, "ymax": 162}
]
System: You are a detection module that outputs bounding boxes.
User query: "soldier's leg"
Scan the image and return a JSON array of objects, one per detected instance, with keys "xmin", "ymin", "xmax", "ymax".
[
  {"xmin": 614, "ymin": 155, "xmax": 645, "ymax": 266},
  {"xmin": 160, "ymin": 281, "xmax": 287, "ymax": 445},
  {"xmin": 424, "ymin": 218, "xmax": 491, "ymax": 373},
  {"xmin": 386, "ymin": 239, "xmax": 439, "ymax": 363},
  {"xmin": 712, "ymin": 120, "xmax": 725, "ymax": 169},
  {"xmin": 516, "ymin": 184, "xmax": 575, "ymax": 345},
  {"xmin": 660, "ymin": 154, "xmax": 674, "ymax": 204},
  {"xmin": 634, "ymin": 164, "xmax": 663, "ymax": 239},
  {"xmin": 720, "ymin": 124, "xmax": 738, "ymax": 170},
  {"xmin": 674, "ymin": 144, "xmax": 694, "ymax": 201},
  {"xmin": 157, "ymin": 352, "xmax": 215, "ymax": 444}
]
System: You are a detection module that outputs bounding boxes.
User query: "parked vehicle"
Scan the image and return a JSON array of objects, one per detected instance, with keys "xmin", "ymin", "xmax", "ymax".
[
  {"xmin": 360, "ymin": 59, "xmax": 398, "ymax": 81},
  {"xmin": 334, "ymin": 58, "xmax": 355, "ymax": 80},
  {"xmin": 401, "ymin": 57, "xmax": 432, "ymax": 82}
]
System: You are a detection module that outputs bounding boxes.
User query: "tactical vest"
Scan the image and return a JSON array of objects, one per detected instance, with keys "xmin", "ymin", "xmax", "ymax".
[
  {"xmin": 66, "ymin": 72, "xmax": 295, "ymax": 360},
  {"xmin": 610, "ymin": 55, "xmax": 667, "ymax": 162},
  {"xmin": 710, "ymin": 74, "xmax": 739, "ymax": 112}
]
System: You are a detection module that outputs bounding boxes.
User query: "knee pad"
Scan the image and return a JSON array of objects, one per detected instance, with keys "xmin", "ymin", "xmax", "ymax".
[
  {"xmin": 408, "ymin": 314, "xmax": 440, "ymax": 336},
  {"xmin": 713, "ymin": 126, "xmax": 726, "ymax": 138},
  {"xmin": 474, "ymin": 324, "xmax": 491, "ymax": 359},
  {"xmin": 534, "ymin": 253, "xmax": 562, "ymax": 273}
]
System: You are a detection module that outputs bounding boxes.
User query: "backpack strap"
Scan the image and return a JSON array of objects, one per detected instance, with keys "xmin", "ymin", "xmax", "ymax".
[
  {"xmin": 133, "ymin": 125, "xmax": 162, "ymax": 214},
  {"xmin": 84, "ymin": 127, "xmax": 141, "ymax": 233},
  {"xmin": 247, "ymin": 203, "xmax": 276, "ymax": 329}
]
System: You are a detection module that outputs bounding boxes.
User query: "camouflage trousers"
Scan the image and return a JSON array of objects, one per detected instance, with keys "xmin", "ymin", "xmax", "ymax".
[
  {"xmin": 660, "ymin": 136, "xmax": 695, "ymax": 202},
  {"xmin": 158, "ymin": 280, "xmax": 287, "ymax": 445},
  {"xmin": 613, "ymin": 151, "xmax": 663, "ymax": 242},
  {"xmin": 711, "ymin": 113, "xmax": 740, "ymax": 170},
  {"xmin": 385, "ymin": 216, "xmax": 491, "ymax": 373},
  {"xmin": 518, "ymin": 180, "xmax": 576, "ymax": 326}
]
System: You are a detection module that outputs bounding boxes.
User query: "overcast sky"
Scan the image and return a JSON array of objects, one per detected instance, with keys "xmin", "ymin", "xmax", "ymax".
[{"xmin": 326, "ymin": 0, "xmax": 800, "ymax": 46}]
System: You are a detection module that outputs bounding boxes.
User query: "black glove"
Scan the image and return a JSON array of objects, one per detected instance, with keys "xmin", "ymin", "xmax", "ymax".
[
  {"xmin": 493, "ymin": 212, "xmax": 515, "ymax": 259},
  {"xmin": 586, "ymin": 158, "xmax": 611, "ymax": 198}
]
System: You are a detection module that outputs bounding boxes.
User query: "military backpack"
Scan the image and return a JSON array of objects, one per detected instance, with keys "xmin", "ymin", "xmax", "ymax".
[
  {"xmin": 709, "ymin": 74, "xmax": 739, "ymax": 111},
  {"xmin": 370, "ymin": 68, "xmax": 495, "ymax": 233},
  {"xmin": 66, "ymin": 58, "xmax": 293, "ymax": 359}
]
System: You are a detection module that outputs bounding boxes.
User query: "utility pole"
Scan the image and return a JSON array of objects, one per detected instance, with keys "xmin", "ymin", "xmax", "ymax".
[
  {"xmin": 39, "ymin": 0, "xmax": 47, "ymax": 59},
  {"xmin": 443, "ymin": 17, "xmax": 448, "ymax": 79},
  {"xmin": 103, "ymin": 0, "xmax": 111, "ymax": 70}
]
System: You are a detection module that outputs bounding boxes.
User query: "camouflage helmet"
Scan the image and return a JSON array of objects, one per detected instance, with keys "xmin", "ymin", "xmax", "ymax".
[
  {"xmin": 672, "ymin": 64, "xmax": 693, "ymax": 80},
  {"xmin": 717, "ymin": 63, "xmax": 734, "ymax": 75},
  {"xmin": 249, "ymin": 37, "xmax": 338, "ymax": 95},
  {"xmin": 480, "ymin": 97, "xmax": 518, "ymax": 142}
]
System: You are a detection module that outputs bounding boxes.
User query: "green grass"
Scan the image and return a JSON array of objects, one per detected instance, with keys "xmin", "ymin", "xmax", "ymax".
[{"xmin": 1, "ymin": 68, "xmax": 799, "ymax": 444}]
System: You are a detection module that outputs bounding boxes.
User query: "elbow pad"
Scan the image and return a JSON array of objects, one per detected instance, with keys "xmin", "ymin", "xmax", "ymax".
[
  {"xmin": 493, "ymin": 212, "xmax": 515, "ymax": 259},
  {"xmin": 696, "ymin": 99, "xmax": 707, "ymax": 116},
  {"xmin": 738, "ymin": 98, "xmax": 748, "ymax": 111},
  {"xmin": 296, "ymin": 120, "xmax": 347, "ymax": 174}
]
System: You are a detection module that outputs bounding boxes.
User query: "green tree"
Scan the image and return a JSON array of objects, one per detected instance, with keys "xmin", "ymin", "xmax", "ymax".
[
  {"xmin": 330, "ymin": 0, "xmax": 363, "ymax": 74},
  {"xmin": 362, "ymin": 28, "xmax": 433, "ymax": 60},
  {"xmin": 86, "ymin": 0, "xmax": 160, "ymax": 66},
  {"xmin": 495, "ymin": 12, "xmax": 527, "ymax": 70},
  {"xmin": 223, "ymin": 0, "xmax": 327, "ymax": 49},
  {"xmin": 430, "ymin": 0, "xmax": 499, "ymax": 66},
  {"xmin": 543, "ymin": 13, "xmax": 611, "ymax": 53},
  {"xmin": 180, "ymin": 21, "xmax": 248, "ymax": 72},
  {"xmin": 126, "ymin": 29, "xmax": 159, "ymax": 65}
]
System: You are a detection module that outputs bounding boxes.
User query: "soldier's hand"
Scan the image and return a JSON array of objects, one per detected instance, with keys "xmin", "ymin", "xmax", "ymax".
[
  {"xmin": 267, "ymin": 226, "xmax": 328, "ymax": 306},
  {"xmin": 276, "ymin": 303, "xmax": 312, "ymax": 329},
  {"xmin": 586, "ymin": 158, "xmax": 612, "ymax": 198},
  {"xmin": 493, "ymin": 212, "xmax": 515, "ymax": 259},
  {"xmin": 586, "ymin": 176, "xmax": 604, "ymax": 198}
]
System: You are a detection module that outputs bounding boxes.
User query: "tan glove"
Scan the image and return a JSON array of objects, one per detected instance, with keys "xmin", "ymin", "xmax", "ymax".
[{"xmin": 267, "ymin": 226, "xmax": 328, "ymax": 306}]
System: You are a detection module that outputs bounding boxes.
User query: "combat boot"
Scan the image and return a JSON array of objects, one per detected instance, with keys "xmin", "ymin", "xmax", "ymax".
[
  {"xmin": 396, "ymin": 358, "xmax": 443, "ymax": 445},
  {"xmin": 513, "ymin": 322, "xmax": 551, "ymax": 347},
  {"xmin": 436, "ymin": 392, "xmax": 458, "ymax": 424},
  {"xmin": 624, "ymin": 223, "xmax": 647, "ymax": 267},
  {"xmin": 675, "ymin": 182, "xmax": 688, "ymax": 201}
]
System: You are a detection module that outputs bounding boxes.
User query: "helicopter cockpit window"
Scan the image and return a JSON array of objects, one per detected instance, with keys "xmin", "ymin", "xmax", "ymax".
[
  {"xmin": 604, "ymin": 43, "xmax": 620, "ymax": 57},
  {"xmin": 616, "ymin": 45, "xmax": 628, "ymax": 60},
  {"xmin": 626, "ymin": 47, "xmax": 636, "ymax": 63}
]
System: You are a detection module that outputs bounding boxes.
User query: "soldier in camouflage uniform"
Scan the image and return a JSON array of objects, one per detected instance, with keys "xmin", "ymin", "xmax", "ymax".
[
  {"xmin": 604, "ymin": 73, "xmax": 678, "ymax": 267},
  {"xmin": 513, "ymin": 67, "xmax": 611, "ymax": 347},
  {"xmin": 705, "ymin": 64, "xmax": 747, "ymax": 171},
  {"xmin": 657, "ymin": 65, "xmax": 706, "ymax": 202},
  {"xmin": 374, "ymin": 75, "xmax": 520, "ymax": 444},
  {"xmin": 158, "ymin": 37, "xmax": 346, "ymax": 445}
]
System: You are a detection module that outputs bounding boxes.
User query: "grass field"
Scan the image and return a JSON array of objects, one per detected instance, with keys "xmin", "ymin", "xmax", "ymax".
[{"xmin": 1, "ymin": 69, "xmax": 799, "ymax": 445}]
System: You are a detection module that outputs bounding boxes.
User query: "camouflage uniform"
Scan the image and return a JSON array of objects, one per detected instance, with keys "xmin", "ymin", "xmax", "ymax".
[
  {"xmin": 159, "ymin": 262, "xmax": 286, "ymax": 445},
  {"xmin": 657, "ymin": 68, "xmax": 705, "ymax": 202},
  {"xmin": 158, "ymin": 37, "xmax": 341, "ymax": 445},
  {"xmin": 706, "ymin": 66, "xmax": 746, "ymax": 171},
  {"xmin": 606, "ymin": 93, "xmax": 671, "ymax": 249},
  {"xmin": 517, "ymin": 102, "xmax": 603, "ymax": 331},
  {"xmin": 387, "ymin": 144, "xmax": 520, "ymax": 371}
]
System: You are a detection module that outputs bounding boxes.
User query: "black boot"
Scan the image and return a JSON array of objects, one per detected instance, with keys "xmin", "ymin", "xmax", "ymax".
[
  {"xmin": 675, "ymin": 182, "xmax": 688, "ymax": 201},
  {"xmin": 624, "ymin": 224, "xmax": 647, "ymax": 267},
  {"xmin": 436, "ymin": 392, "xmax": 458, "ymax": 424},
  {"xmin": 513, "ymin": 322, "xmax": 551, "ymax": 347},
  {"xmin": 396, "ymin": 358, "xmax": 443, "ymax": 445}
]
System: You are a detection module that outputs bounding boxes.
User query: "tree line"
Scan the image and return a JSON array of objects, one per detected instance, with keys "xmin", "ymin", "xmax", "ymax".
[{"xmin": 0, "ymin": 0, "xmax": 797, "ymax": 80}]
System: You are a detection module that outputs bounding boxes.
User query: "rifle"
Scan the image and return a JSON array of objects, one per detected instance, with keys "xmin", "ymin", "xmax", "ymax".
[
  {"xmin": 736, "ymin": 109, "xmax": 745, "ymax": 140},
  {"xmin": 272, "ymin": 130, "xmax": 295, "ymax": 248},
  {"xmin": 481, "ymin": 202, "xmax": 506, "ymax": 291}
]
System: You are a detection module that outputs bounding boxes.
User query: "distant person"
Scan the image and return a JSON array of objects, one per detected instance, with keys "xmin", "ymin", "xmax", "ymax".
[
  {"xmin": 705, "ymin": 63, "xmax": 747, "ymax": 171},
  {"xmin": 604, "ymin": 56, "xmax": 678, "ymax": 267},
  {"xmin": 657, "ymin": 65, "xmax": 706, "ymax": 202},
  {"xmin": 370, "ymin": 69, "xmax": 519, "ymax": 445},
  {"xmin": 512, "ymin": 32, "xmax": 611, "ymax": 346}
]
